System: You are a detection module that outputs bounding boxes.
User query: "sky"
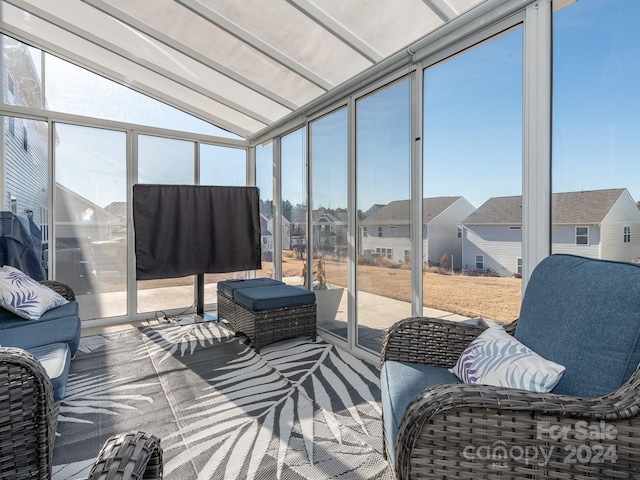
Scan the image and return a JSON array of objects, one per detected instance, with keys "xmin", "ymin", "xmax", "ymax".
[{"xmin": 43, "ymin": 0, "xmax": 640, "ymax": 213}]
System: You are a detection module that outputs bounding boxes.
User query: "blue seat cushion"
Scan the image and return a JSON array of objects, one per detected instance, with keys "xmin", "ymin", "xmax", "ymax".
[
  {"xmin": 380, "ymin": 361, "xmax": 461, "ymax": 463},
  {"xmin": 0, "ymin": 301, "xmax": 81, "ymax": 354},
  {"xmin": 233, "ymin": 285, "xmax": 316, "ymax": 311},
  {"xmin": 515, "ymin": 254, "xmax": 640, "ymax": 397},
  {"xmin": 217, "ymin": 278, "xmax": 285, "ymax": 298},
  {"xmin": 26, "ymin": 343, "xmax": 71, "ymax": 403}
]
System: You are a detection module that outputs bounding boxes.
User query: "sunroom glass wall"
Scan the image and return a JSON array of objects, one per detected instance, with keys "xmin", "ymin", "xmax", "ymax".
[
  {"xmin": 552, "ymin": 0, "xmax": 640, "ymax": 262},
  {"xmin": 423, "ymin": 28, "xmax": 523, "ymax": 325},
  {"xmin": 355, "ymin": 78, "xmax": 412, "ymax": 354}
]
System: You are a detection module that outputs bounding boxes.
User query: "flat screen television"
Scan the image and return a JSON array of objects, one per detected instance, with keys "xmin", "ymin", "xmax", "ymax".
[{"xmin": 132, "ymin": 184, "xmax": 261, "ymax": 280}]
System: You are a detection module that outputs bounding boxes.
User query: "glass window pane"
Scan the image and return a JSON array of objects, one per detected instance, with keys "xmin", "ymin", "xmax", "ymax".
[
  {"xmin": 54, "ymin": 123, "xmax": 127, "ymax": 319},
  {"xmin": 281, "ymin": 127, "xmax": 307, "ymax": 285},
  {"xmin": 137, "ymin": 135, "xmax": 195, "ymax": 314},
  {"xmin": 200, "ymin": 144, "xmax": 246, "ymax": 187},
  {"xmin": 138, "ymin": 135, "xmax": 195, "ymax": 185},
  {"xmin": 199, "ymin": 144, "xmax": 247, "ymax": 305},
  {"xmin": 2, "ymin": 35, "xmax": 43, "ymax": 109},
  {"xmin": 310, "ymin": 108, "xmax": 348, "ymax": 339},
  {"xmin": 2, "ymin": 116, "xmax": 49, "ymax": 283},
  {"xmin": 356, "ymin": 78, "xmax": 412, "ymax": 353},
  {"xmin": 423, "ymin": 28, "xmax": 523, "ymax": 325},
  {"xmin": 553, "ymin": 0, "xmax": 640, "ymax": 264},
  {"xmin": 44, "ymin": 53, "xmax": 235, "ymax": 138},
  {"xmin": 256, "ymin": 142, "xmax": 274, "ymax": 279}
]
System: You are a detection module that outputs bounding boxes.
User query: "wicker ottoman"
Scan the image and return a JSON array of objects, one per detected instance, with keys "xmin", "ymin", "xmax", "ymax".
[
  {"xmin": 217, "ymin": 283, "xmax": 316, "ymax": 352},
  {"xmin": 217, "ymin": 278, "xmax": 285, "ymax": 324}
]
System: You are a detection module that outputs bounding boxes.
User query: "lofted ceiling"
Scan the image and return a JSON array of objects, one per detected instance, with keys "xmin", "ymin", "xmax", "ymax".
[{"xmin": 0, "ymin": 0, "xmax": 493, "ymax": 140}]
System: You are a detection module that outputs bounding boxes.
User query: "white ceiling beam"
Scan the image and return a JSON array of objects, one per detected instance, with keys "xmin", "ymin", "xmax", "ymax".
[
  {"xmin": 81, "ymin": 0, "xmax": 299, "ymax": 112},
  {"xmin": 175, "ymin": 0, "xmax": 334, "ymax": 92},
  {"xmin": 285, "ymin": 0, "xmax": 383, "ymax": 63},
  {"xmin": 422, "ymin": 0, "xmax": 457, "ymax": 21}
]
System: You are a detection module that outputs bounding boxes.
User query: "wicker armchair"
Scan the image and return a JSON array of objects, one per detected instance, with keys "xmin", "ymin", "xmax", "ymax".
[
  {"xmin": 0, "ymin": 347, "xmax": 162, "ymax": 480},
  {"xmin": 380, "ymin": 254, "xmax": 640, "ymax": 479}
]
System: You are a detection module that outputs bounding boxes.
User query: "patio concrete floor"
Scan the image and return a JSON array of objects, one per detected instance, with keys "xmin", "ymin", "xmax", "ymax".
[{"xmin": 78, "ymin": 276, "xmax": 472, "ymax": 352}]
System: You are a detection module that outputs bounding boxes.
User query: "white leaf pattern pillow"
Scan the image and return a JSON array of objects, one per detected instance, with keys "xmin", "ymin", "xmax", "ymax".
[
  {"xmin": 0, "ymin": 265, "xmax": 68, "ymax": 320},
  {"xmin": 450, "ymin": 325, "xmax": 565, "ymax": 392}
]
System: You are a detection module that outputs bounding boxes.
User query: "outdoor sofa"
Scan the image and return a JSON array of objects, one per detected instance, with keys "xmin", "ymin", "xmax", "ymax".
[{"xmin": 0, "ymin": 271, "xmax": 81, "ymax": 403}]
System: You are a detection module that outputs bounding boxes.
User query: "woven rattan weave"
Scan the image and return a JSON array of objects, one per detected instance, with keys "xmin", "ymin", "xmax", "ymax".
[
  {"xmin": 40, "ymin": 280, "xmax": 76, "ymax": 301},
  {"xmin": 0, "ymin": 347, "xmax": 57, "ymax": 480},
  {"xmin": 0, "ymin": 348, "xmax": 163, "ymax": 479},
  {"xmin": 217, "ymin": 291, "xmax": 316, "ymax": 352},
  {"xmin": 88, "ymin": 431, "xmax": 163, "ymax": 480},
  {"xmin": 380, "ymin": 316, "xmax": 640, "ymax": 479}
]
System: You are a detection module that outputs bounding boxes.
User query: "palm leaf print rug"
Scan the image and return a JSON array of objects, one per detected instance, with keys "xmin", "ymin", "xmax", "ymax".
[{"xmin": 52, "ymin": 320, "xmax": 392, "ymax": 479}]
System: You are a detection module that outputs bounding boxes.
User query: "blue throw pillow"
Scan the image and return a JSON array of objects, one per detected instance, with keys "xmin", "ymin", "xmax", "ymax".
[{"xmin": 0, "ymin": 265, "xmax": 68, "ymax": 320}]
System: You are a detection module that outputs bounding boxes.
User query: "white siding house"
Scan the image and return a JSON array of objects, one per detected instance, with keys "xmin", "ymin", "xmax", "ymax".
[
  {"xmin": 360, "ymin": 197, "xmax": 476, "ymax": 269},
  {"xmin": 312, "ymin": 209, "xmax": 348, "ymax": 255},
  {"xmin": 462, "ymin": 189, "xmax": 640, "ymax": 276},
  {"xmin": 2, "ymin": 37, "xmax": 49, "ymax": 233}
]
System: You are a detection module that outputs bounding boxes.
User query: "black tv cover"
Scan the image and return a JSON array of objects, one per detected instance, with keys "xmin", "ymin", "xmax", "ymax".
[{"xmin": 133, "ymin": 184, "xmax": 261, "ymax": 280}]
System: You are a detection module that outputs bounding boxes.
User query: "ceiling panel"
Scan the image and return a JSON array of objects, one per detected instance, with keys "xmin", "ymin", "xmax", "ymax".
[{"xmin": 1, "ymin": 0, "xmax": 491, "ymax": 139}]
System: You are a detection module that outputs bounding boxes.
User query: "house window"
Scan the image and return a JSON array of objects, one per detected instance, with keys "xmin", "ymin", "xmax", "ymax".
[
  {"xmin": 8, "ymin": 117, "xmax": 14, "ymax": 136},
  {"xmin": 377, "ymin": 227, "xmax": 382, "ymax": 237},
  {"xmin": 404, "ymin": 249, "xmax": 410, "ymax": 263},
  {"xmin": 9, "ymin": 196, "xmax": 17, "ymax": 214},
  {"xmin": 457, "ymin": 226, "xmax": 462, "ymax": 238},
  {"xmin": 517, "ymin": 258, "xmax": 522, "ymax": 275},
  {"xmin": 362, "ymin": 227, "xmax": 367, "ymax": 236},
  {"xmin": 624, "ymin": 225, "xmax": 631, "ymax": 243},
  {"xmin": 22, "ymin": 125, "xmax": 28, "ymax": 151},
  {"xmin": 576, "ymin": 227, "xmax": 589, "ymax": 245},
  {"xmin": 475, "ymin": 255, "xmax": 484, "ymax": 270}
]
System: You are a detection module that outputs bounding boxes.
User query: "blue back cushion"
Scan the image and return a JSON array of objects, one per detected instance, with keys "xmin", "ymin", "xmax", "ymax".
[{"xmin": 514, "ymin": 254, "xmax": 640, "ymax": 397}]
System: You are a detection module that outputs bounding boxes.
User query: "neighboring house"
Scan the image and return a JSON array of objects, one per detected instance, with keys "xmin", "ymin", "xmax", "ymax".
[
  {"xmin": 288, "ymin": 206, "xmax": 307, "ymax": 251},
  {"xmin": 312, "ymin": 209, "xmax": 347, "ymax": 255},
  {"xmin": 360, "ymin": 196, "xmax": 476, "ymax": 269},
  {"xmin": 362, "ymin": 204, "xmax": 385, "ymax": 218},
  {"xmin": 259, "ymin": 213, "xmax": 272, "ymax": 252},
  {"xmin": 462, "ymin": 188, "xmax": 640, "ymax": 276},
  {"xmin": 2, "ymin": 36, "xmax": 49, "ymax": 238},
  {"xmin": 266, "ymin": 214, "xmax": 291, "ymax": 252}
]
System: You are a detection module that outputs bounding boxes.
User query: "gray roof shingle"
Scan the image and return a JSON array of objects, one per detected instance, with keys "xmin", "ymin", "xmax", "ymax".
[
  {"xmin": 361, "ymin": 197, "xmax": 463, "ymax": 224},
  {"xmin": 462, "ymin": 188, "xmax": 628, "ymax": 225}
]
